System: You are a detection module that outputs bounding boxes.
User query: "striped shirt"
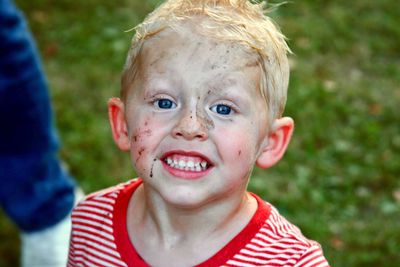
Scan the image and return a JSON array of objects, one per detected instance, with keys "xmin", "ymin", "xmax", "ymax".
[{"xmin": 68, "ymin": 179, "xmax": 329, "ymax": 267}]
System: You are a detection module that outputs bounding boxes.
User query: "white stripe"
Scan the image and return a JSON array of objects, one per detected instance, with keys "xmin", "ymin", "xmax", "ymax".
[
  {"xmin": 83, "ymin": 200, "xmax": 114, "ymax": 210},
  {"xmin": 73, "ymin": 232, "xmax": 117, "ymax": 249},
  {"xmin": 251, "ymin": 236, "xmax": 308, "ymax": 251},
  {"xmin": 74, "ymin": 244, "xmax": 125, "ymax": 265},
  {"xmin": 73, "ymin": 211, "xmax": 113, "ymax": 225},
  {"xmin": 255, "ymin": 231, "xmax": 282, "ymax": 243},
  {"xmin": 109, "ymin": 192, "xmax": 118, "ymax": 198},
  {"xmin": 74, "ymin": 256, "xmax": 97, "ymax": 267},
  {"xmin": 75, "ymin": 206, "xmax": 113, "ymax": 218},
  {"xmin": 75, "ymin": 252, "xmax": 126, "ymax": 267},
  {"xmin": 234, "ymin": 254, "xmax": 268, "ymax": 264},
  {"xmin": 73, "ymin": 258, "xmax": 87, "ymax": 267},
  {"xmin": 241, "ymin": 247, "xmax": 301, "ymax": 260},
  {"xmin": 74, "ymin": 242, "xmax": 119, "ymax": 258},
  {"xmin": 73, "ymin": 224, "xmax": 114, "ymax": 240},
  {"xmin": 226, "ymin": 259, "xmax": 256, "ymax": 267},
  {"xmin": 295, "ymin": 247, "xmax": 325, "ymax": 267},
  {"xmin": 72, "ymin": 217, "xmax": 113, "ymax": 233},
  {"xmin": 93, "ymin": 196, "xmax": 116, "ymax": 204},
  {"xmin": 245, "ymin": 243, "xmax": 306, "ymax": 254}
]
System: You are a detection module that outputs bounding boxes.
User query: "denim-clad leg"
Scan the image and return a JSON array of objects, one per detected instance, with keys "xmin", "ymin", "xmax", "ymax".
[{"xmin": 0, "ymin": 0, "xmax": 75, "ymax": 232}]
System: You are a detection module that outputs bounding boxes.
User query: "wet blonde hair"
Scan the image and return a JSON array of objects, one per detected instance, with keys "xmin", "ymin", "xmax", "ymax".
[{"xmin": 121, "ymin": 0, "xmax": 291, "ymax": 122}]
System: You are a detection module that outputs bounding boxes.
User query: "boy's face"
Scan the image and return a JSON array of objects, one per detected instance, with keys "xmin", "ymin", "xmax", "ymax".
[{"xmin": 112, "ymin": 23, "xmax": 274, "ymax": 207}]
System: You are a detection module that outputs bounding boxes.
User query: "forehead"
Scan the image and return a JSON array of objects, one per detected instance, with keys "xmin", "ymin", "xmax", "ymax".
[{"xmin": 135, "ymin": 21, "xmax": 261, "ymax": 91}]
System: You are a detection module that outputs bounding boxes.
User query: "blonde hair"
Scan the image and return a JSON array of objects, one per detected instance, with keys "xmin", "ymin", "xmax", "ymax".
[{"xmin": 121, "ymin": 0, "xmax": 291, "ymax": 122}]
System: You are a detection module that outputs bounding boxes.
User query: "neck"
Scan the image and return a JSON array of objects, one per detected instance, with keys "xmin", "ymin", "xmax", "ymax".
[{"xmin": 130, "ymin": 183, "xmax": 257, "ymax": 249}]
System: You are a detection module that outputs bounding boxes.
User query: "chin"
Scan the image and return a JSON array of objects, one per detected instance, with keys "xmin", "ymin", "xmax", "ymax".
[{"xmin": 160, "ymin": 186, "xmax": 216, "ymax": 209}]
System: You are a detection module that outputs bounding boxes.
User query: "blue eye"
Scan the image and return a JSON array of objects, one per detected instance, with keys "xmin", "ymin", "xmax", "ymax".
[
  {"xmin": 210, "ymin": 104, "xmax": 232, "ymax": 115},
  {"xmin": 155, "ymin": 99, "xmax": 176, "ymax": 109}
]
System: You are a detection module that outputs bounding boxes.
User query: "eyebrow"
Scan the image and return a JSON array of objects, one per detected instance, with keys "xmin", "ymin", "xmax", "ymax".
[{"xmin": 205, "ymin": 74, "xmax": 238, "ymax": 91}]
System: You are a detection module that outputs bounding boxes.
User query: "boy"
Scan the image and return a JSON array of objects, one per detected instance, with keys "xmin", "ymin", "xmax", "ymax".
[{"xmin": 68, "ymin": 0, "xmax": 330, "ymax": 266}]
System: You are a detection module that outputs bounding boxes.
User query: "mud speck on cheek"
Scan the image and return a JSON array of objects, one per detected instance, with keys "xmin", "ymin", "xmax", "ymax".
[
  {"xmin": 149, "ymin": 158, "xmax": 157, "ymax": 178},
  {"xmin": 138, "ymin": 148, "xmax": 145, "ymax": 156},
  {"xmin": 136, "ymin": 147, "xmax": 145, "ymax": 161}
]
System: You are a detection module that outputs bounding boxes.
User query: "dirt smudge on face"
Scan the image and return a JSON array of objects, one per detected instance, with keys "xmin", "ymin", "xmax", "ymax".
[
  {"xmin": 138, "ymin": 147, "xmax": 145, "ymax": 156},
  {"xmin": 196, "ymin": 100, "xmax": 214, "ymax": 130},
  {"xmin": 245, "ymin": 60, "xmax": 258, "ymax": 68},
  {"xmin": 150, "ymin": 158, "xmax": 157, "ymax": 178},
  {"xmin": 134, "ymin": 147, "xmax": 146, "ymax": 162}
]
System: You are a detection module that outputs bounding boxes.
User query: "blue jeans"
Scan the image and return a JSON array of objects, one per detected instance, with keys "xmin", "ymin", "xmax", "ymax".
[{"xmin": 0, "ymin": 0, "xmax": 76, "ymax": 232}]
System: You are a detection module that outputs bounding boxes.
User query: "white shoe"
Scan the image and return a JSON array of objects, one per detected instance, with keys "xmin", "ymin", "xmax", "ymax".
[{"xmin": 21, "ymin": 188, "xmax": 84, "ymax": 267}]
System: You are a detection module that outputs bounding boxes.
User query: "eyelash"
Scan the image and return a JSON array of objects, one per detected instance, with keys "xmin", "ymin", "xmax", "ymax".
[
  {"xmin": 210, "ymin": 102, "xmax": 237, "ymax": 116},
  {"xmin": 149, "ymin": 96, "xmax": 238, "ymax": 115},
  {"xmin": 152, "ymin": 97, "xmax": 177, "ymax": 109}
]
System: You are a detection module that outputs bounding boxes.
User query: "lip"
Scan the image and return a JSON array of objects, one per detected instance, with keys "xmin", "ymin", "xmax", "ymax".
[{"xmin": 161, "ymin": 150, "xmax": 213, "ymax": 180}]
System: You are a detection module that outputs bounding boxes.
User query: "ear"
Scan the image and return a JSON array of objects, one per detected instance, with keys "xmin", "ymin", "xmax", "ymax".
[
  {"xmin": 256, "ymin": 117, "xmax": 294, "ymax": 169},
  {"xmin": 108, "ymin": 97, "xmax": 131, "ymax": 151}
]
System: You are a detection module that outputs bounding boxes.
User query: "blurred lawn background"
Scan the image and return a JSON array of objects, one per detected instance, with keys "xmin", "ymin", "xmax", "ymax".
[{"xmin": 1, "ymin": 0, "xmax": 399, "ymax": 266}]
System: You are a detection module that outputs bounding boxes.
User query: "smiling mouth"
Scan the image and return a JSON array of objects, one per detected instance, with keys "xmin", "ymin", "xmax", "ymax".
[{"xmin": 161, "ymin": 152, "xmax": 212, "ymax": 173}]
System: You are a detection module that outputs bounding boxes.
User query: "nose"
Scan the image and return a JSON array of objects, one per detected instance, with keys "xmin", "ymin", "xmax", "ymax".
[{"xmin": 172, "ymin": 109, "xmax": 209, "ymax": 141}]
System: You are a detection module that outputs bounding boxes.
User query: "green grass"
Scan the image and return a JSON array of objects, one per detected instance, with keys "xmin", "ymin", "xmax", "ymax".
[{"xmin": 1, "ymin": 0, "xmax": 399, "ymax": 266}]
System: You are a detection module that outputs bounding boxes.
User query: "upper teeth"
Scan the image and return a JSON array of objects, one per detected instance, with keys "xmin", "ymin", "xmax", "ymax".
[{"xmin": 165, "ymin": 157, "xmax": 208, "ymax": 172}]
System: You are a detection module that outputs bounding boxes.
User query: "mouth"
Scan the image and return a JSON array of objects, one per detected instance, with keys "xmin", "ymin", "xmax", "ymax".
[{"xmin": 161, "ymin": 151, "xmax": 213, "ymax": 178}]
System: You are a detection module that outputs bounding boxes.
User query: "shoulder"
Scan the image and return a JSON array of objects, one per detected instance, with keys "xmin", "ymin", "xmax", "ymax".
[
  {"xmin": 264, "ymin": 204, "xmax": 313, "ymax": 245},
  {"xmin": 71, "ymin": 178, "xmax": 141, "ymax": 221},
  {"xmin": 76, "ymin": 179, "xmax": 140, "ymax": 206},
  {"xmin": 68, "ymin": 179, "xmax": 140, "ymax": 267},
  {"xmin": 238, "ymin": 202, "xmax": 330, "ymax": 266}
]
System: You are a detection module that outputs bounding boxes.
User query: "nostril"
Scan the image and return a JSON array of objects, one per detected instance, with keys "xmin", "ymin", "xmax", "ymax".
[{"xmin": 195, "ymin": 133, "xmax": 206, "ymax": 139}]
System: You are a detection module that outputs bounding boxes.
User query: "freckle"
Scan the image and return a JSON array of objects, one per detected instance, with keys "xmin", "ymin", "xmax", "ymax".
[
  {"xmin": 133, "ymin": 135, "xmax": 138, "ymax": 142},
  {"xmin": 153, "ymin": 158, "xmax": 157, "ymax": 161},
  {"xmin": 238, "ymin": 150, "xmax": 242, "ymax": 156},
  {"xmin": 207, "ymin": 90, "xmax": 211, "ymax": 94},
  {"xmin": 197, "ymin": 96, "xmax": 200, "ymax": 100},
  {"xmin": 144, "ymin": 121, "xmax": 148, "ymax": 126},
  {"xmin": 190, "ymin": 116, "xmax": 193, "ymax": 119}
]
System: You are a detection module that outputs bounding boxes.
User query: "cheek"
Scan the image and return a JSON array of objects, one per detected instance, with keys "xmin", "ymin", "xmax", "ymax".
[
  {"xmin": 128, "ymin": 116, "xmax": 160, "ymax": 167},
  {"xmin": 215, "ymin": 127, "xmax": 258, "ymax": 165}
]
